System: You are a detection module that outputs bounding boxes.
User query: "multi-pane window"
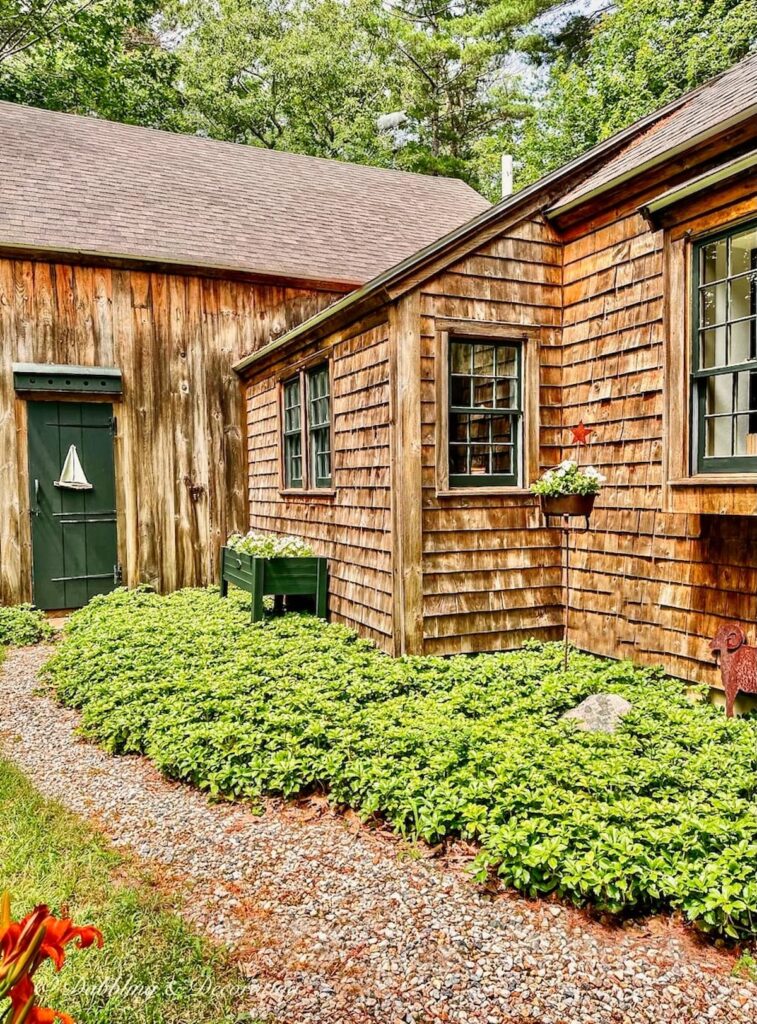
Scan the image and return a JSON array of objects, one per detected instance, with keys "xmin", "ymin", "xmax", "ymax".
[
  {"xmin": 693, "ymin": 221, "xmax": 757, "ymax": 473},
  {"xmin": 448, "ymin": 338, "xmax": 522, "ymax": 487},
  {"xmin": 283, "ymin": 378, "xmax": 303, "ymax": 489},
  {"xmin": 281, "ymin": 363, "xmax": 332, "ymax": 489},
  {"xmin": 308, "ymin": 365, "xmax": 332, "ymax": 488}
]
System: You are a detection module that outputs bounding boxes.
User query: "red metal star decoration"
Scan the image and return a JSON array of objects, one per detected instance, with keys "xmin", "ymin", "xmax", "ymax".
[{"xmin": 571, "ymin": 422, "xmax": 593, "ymax": 445}]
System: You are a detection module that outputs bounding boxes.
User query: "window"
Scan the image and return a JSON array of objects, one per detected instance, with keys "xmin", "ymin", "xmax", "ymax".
[
  {"xmin": 693, "ymin": 221, "xmax": 757, "ymax": 473},
  {"xmin": 283, "ymin": 378, "xmax": 303, "ymax": 489},
  {"xmin": 281, "ymin": 363, "xmax": 332, "ymax": 490},
  {"xmin": 307, "ymin": 364, "xmax": 332, "ymax": 488},
  {"xmin": 448, "ymin": 338, "xmax": 522, "ymax": 487}
]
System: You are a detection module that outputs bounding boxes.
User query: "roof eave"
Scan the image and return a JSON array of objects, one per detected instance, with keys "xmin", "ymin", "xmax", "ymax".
[
  {"xmin": 0, "ymin": 240, "xmax": 364, "ymax": 293},
  {"xmin": 547, "ymin": 102, "xmax": 757, "ymax": 220},
  {"xmin": 638, "ymin": 147, "xmax": 757, "ymax": 224}
]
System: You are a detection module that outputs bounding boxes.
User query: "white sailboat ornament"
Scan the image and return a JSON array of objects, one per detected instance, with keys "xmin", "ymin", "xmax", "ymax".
[{"xmin": 54, "ymin": 444, "xmax": 93, "ymax": 490}]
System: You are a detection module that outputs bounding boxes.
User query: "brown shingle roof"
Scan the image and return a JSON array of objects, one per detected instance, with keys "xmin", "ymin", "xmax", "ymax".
[
  {"xmin": 0, "ymin": 101, "xmax": 489, "ymax": 285},
  {"xmin": 550, "ymin": 50, "xmax": 757, "ymax": 216}
]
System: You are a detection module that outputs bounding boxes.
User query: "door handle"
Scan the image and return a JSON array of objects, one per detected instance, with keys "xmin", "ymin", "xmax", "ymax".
[{"xmin": 31, "ymin": 478, "xmax": 41, "ymax": 517}]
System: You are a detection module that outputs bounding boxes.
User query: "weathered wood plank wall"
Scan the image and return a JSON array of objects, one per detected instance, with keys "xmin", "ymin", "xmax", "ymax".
[
  {"xmin": 0, "ymin": 256, "xmax": 343, "ymax": 604},
  {"xmin": 244, "ymin": 319, "xmax": 395, "ymax": 648}
]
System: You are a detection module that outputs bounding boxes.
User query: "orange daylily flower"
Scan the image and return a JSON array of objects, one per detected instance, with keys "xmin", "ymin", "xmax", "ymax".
[
  {"xmin": 37, "ymin": 917, "xmax": 103, "ymax": 972},
  {"xmin": 0, "ymin": 893, "xmax": 103, "ymax": 1024},
  {"xmin": 8, "ymin": 975, "xmax": 74, "ymax": 1024}
]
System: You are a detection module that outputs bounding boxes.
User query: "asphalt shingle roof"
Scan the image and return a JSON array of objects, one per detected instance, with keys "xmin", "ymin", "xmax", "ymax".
[
  {"xmin": 0, "ymin": 101, "xmax": 490, "ymax": 285},
  {"xmin": 552, "ymin": 50, "xmax": 757, "ymax": 214}
]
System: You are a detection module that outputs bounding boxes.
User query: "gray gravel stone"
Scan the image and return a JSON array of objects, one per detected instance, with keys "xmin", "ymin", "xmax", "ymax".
[{"xmin": 1, "ymin": 645, "xmax": 756, "ymax": 1024}]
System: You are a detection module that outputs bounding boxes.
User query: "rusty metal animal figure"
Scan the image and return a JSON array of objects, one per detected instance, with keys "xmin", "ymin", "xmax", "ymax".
[{"xmin": 709, "ymin": 623, "xmax": 757, "ymax": 717}]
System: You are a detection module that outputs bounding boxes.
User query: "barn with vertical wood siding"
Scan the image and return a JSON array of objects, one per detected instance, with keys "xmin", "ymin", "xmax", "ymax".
[
  {"xmin": 0, "ymin": 101, "xmax": 488, "ymax": 608},
  {"xmin": 237, "ymin": 52, "xmax": 757, "ymax": 688}
]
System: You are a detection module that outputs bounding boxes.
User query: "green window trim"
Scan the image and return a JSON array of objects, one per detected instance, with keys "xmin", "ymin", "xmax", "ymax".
[
  {"xmin": 692, "ymin": 219, "xmax": 757, "ymax": 474},
  {"xmin": 282, "ymin": 377, "xmax": 303, "ymax": 489},
  {"xmin": 281, "ymin": 362, "xmax": 332, "ymax": 490},
  {"xmin": 307, "ymin": 364, "xmax": 332, "ymax": 489},
  {"xmin": 447, "ymin": 337, "xmax": 523, "ymax": 488}
]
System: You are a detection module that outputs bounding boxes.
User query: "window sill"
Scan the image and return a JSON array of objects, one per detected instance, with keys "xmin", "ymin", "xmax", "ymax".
[
  {"xmin": 279, "ymin": 488, "xmax": 336, "ymax": 499},
  {"xmin": 669, "ymin": 475, "xmax": 757, "ymax": 487},
  {"xmin": 665, "ymin": 477, "xmax": 757, "ymax": 515},
  {"xmin": 435, "ymin": 487, "xmax": 535, "ymax": 498}
]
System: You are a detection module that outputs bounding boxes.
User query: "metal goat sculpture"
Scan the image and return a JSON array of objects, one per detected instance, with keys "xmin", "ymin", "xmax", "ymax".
[{"xmin": 710, "ymin": 624, "xmax": 757, "ymax": 718}]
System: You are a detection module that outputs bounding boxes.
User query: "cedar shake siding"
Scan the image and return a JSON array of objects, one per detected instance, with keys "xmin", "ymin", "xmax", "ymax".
[
  {"xmin": 239, "ymin": 52, "xmax": 757, "ymax": 688},
  {"xmin": 245, "ymin": 320, "xmax": 394, "ymax": 648}
]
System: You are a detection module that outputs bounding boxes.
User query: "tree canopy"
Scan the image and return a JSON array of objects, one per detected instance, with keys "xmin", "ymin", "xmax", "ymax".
[
  {"xmin": 0, "ymin": 0, "xmax": 756, "ymax": 198},
  {"xmin": 0, "ymin": 1, "xmax": 181, "ymax": 127},
  {"xmin": 518, "ymin": 0, "xmax": 757, "ymax": 184}
]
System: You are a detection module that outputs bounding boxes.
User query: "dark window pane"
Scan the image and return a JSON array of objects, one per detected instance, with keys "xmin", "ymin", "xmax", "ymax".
[
  {"xmin": 701, "ymin": 327, "xmax": 726, "ymax": 368},
  {"xmin": 450, "ymin": 342, "xmax": 472, "ymax": 374},
  {"xmin": 450, "ymin": 375, "xmax": 471, "ymax": 407},
  {"xmin": 706, "ymin": 375, "xmax": 733, "ymax": 416},
  {"xmin": 737, "ymin": 372, "xmax": 757, "ymax": 412},
  {"xmin": 701, "ymin": 283, "xmax": 727, "ymax": 328},
  {"xmin": 449, "ymin": 443, "xmax": 469, "ymax": 474},
  {"xmin": 701, "ymin": 238, "xmax": 727, "ymax": 283},
  {"xmin": 495, "ymin": 346, "xmax": 517, "ymax": 378},
  {"xmin": 492, "ymin": 446, "xmax": 513, "ymax": 474},
  {"xmin": 730, "ymin": 274, "xmax": 755, "ymax": 322},
  {"xmin": 471, "ymin": 377, "xmax": 494, "ymax": 408},
  {"xmin": 494, "ymin": 378, "xmax": 516, "ymax": 408},
  {"xmin": 705, "ymin": 416, "xmax": 732, "ymax": 458},
  {"xmin": 472, "ymin": 344, "xmax": 495, "ymax": 376},
  {"xmin": 469, "ymin": 446, "xmax": 490, "ymax": 475},
  {"xmin": 469, "ymin": 413, "xmax": 490, "ymax": 443},
  {"xmin": 730, "ymin": 319, "xmax": 757, "ymax": 363},
  {"xmin": 730, "ymin": 227, "xmax": 757, "ymax": 277},
  {"xmin": 449, "ymin": 412, "xmax": 469, "ymax": 442},
  {"xmin": 284, "ymin": 434, "xmax": 303, "ymax": 488},
  {"xmin": 734, "ymin": 415, "xmax": 756, "ymax": 456},
  {"xmin": 491, "ymin": 415, "xmax": 513, "ymax": 443}
]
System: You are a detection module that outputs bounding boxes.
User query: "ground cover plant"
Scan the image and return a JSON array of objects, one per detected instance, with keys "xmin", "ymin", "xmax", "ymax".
[
  {"xmin": 0, "ymin": 605, "xmax": 52, "ymax": 648},
  {"xmin": 45, "ymin": 588, "xmax": 757, "ymax": 940},
  {"xmin": 0, "ymin": 757, "xmax": 250, "ymax": 1024}
]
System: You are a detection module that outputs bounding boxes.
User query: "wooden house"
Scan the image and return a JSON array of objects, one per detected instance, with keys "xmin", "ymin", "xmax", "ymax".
[
  {"xmin": 237, "ymin": 52, "xmax": 757, "ymax": 687},
  {"xmin": 0, "ymin": 101, "xmax": 488, "ymax": 608}
]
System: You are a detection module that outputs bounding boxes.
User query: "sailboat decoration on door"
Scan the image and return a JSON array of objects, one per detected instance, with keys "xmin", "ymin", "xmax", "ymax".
[{"xmin": 54, "ymin": 444, "xmax": 93, "ymax": 490}]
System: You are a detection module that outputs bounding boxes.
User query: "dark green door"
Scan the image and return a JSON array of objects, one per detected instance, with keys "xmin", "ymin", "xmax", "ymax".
[{"xmin": 27, "ymin": 401, "xmax": 119, "ymax": 609}]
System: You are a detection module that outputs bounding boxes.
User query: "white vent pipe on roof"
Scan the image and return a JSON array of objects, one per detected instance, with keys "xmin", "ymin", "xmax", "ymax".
[{"xmin": 501, "ymin": 153, "xmax": 514, "ymax": 198}]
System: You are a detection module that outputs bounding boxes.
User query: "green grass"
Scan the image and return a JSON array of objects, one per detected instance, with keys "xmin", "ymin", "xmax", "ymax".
[
  {"xmin": 44, "ymin": 587, "xmax": 757, "ymax": 940},
  {"xmin": 0, "ymin": 757, "xmax": 251, "ymax": 1023}
]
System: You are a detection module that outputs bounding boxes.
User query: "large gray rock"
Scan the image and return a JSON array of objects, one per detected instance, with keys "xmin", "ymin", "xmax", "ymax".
[{"xmin": 561, "ymin": 693, "xmax": 632, "ymax": 733}]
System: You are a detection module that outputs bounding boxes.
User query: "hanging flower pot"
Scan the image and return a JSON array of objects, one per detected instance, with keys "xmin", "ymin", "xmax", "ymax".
[
  {"xmin": 531, "ymin": 460, "xmax": 604, "ymax": 525},
  {"xmin": 539, "ymin": 493, "xmax": 596, "ymax": 518}
]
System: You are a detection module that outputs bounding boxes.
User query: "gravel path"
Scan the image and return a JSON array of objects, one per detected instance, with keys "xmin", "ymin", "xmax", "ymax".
[{"xmin": 2, "ymin": 645, "xmax": 756, "ymax": 1024}]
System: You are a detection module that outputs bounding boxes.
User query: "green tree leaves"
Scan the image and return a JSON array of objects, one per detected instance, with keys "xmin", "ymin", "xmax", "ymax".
[
  {"xmin": 518, "ymin": 0, "xmax": 757, "ymax": 184},
  {"xmin": 0, "ymin": 0, "xmax": 182, "ymax": 128}
]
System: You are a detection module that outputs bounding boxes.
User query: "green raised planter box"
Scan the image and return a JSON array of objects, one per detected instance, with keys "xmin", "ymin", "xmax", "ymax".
[{"xmin": 220, "ymin": 547, "xmax": 328, "ymax": 622}]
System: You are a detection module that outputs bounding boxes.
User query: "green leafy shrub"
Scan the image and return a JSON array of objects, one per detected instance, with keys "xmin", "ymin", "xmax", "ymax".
[
  {"xmin": 0, "ymin": 605, "xmax": 53, "ymax": 647},
  {"xmin": 44, "ymin": 588, "xmax": 757, "ymax": 939},
  {"xmin": 226, "ymin": 531, "xmax": 314, "ymax": 558}
]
